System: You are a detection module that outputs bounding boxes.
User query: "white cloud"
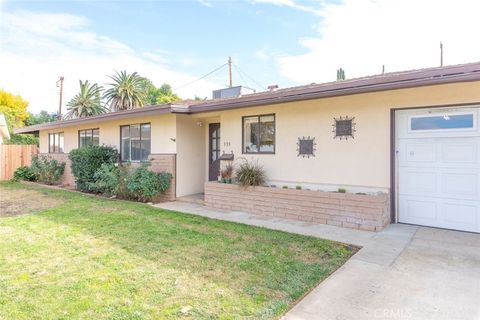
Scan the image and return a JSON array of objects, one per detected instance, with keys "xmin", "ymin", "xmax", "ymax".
[
  {"xmin": 0, "ymin": 10, "xmax": 221, "ymax": 113},
  {"xmin": 276, "ymin": 0, "xmax": 480, "ymax": 84},
  {"xmin": 251, "ymin": 0, "xmax": 323, "ymax": 16}
]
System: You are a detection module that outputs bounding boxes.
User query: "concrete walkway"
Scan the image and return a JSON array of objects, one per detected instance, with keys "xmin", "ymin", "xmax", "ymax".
[{"xmin": 155, "ymin": 201, "xmax": 480, "ymax": 320}]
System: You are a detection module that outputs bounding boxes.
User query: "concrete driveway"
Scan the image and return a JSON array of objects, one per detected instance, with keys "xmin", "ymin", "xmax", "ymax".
[
  {"xmin": 156, "ymin": 201, "xmax": 480, "ymax": 320},
  {"xmin": 284, "ymin": 226, "xmax": 480, "ymax": 320}
]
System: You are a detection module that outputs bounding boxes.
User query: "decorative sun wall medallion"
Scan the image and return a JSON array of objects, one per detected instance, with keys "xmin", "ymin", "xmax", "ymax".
[
  {"xmin": 297, "ymin": 136, "xmax": 316, "ymax": 158},
  {"xmin": 333, "ymin": 116, "xmax": 356, "ymax": 140}
]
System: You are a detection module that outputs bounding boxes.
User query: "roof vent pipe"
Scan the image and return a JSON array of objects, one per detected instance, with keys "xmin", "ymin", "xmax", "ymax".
[{"xmin": 268, "ymin": 84, "xmax": 279, "ymax": 92}]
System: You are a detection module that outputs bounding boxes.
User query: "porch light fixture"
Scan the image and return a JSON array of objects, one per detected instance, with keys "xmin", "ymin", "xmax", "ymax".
[{"xmin": 196, "ymin": 121, "xmax": 203, "ymax": 127}]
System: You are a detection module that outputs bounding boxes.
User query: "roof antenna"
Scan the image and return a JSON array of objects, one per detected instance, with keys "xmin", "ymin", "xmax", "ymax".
[{"xmin": 440, "ymin": 41, "xmax": 444, "ymax": 67}]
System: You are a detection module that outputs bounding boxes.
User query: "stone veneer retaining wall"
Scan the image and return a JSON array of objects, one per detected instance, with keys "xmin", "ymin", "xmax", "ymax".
[
  {"xmin": 38, "ymin": 153, "xmax": 176, "ymax": 202},
  {"xmin": 204, "ymin": 182, "xmax": 390, "ymax": 231}
]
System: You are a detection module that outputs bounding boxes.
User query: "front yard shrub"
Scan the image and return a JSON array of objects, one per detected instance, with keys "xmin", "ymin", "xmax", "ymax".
[
  {"xmin": 90, "ymin": 163, "xmax": 120, "ymax": 197},
  {"xmin": 31, "ymin": 155, "xmax": 65, "ymax": 185},
  {"xmin": 126, "ymin": 164, "xmax": 172, "ymax": 202},
  {"xmin": 235, "ymin": 159, "xmax": 266, "ymax": 187},
  {"xmin": 91, "ymin": 163, "xmax": 171, "ymax": 201},
  {"xmin": 69, "ymin": 145, "xmax": 118, "ymax": 192},
  {"xmin": 12, "ymin": 166, "xmax": 37, "ymax": 182}
]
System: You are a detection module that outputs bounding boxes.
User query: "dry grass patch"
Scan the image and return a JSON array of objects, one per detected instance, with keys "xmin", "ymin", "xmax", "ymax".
[{"xmin": 0, "ymin": 187, "xmax": 63, "ymax": 217}]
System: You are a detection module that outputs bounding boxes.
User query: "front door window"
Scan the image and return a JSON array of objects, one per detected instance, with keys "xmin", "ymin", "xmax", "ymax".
[{"xmin": 209, "ymin": 123, "xmax": 221, "ymax": 181}]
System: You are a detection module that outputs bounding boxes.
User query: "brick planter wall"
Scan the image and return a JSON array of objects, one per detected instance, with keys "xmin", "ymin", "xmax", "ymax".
[
  {"xmin": 204, "ymin": 182, "xmax": 390, "ymax": 231},
  {"xmin": 149, "ymin": 154, "xmax": 176, "ymax": 202}
]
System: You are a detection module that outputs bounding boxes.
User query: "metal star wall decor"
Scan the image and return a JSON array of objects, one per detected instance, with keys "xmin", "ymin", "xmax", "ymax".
[
  {"xmin": 297, "ymin": 136, "xmax": 316, "ymax": 158},
  {"xmin": 333, "ymin": 116, "xmax": 356, "ymax": 140}
]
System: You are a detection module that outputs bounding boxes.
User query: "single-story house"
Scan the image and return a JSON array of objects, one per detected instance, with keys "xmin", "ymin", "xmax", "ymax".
[{"xmin": 16, "ymin": 62, "xmax": 480, "ymax": 233}]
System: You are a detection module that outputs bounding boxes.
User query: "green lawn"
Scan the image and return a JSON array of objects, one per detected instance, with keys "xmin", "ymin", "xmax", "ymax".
[{"xmin": 0, "ymin": 182, "xmax": 355, "ymax": 319}]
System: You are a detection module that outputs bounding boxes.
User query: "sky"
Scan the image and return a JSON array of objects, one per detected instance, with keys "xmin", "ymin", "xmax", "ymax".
[{"xmin": 1, "ymin": 0, "xmax": 480, "ymax": 114}]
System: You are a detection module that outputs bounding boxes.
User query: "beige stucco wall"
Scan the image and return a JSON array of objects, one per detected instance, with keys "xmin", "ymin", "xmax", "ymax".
[
  {"xmin": 194, "ymin": 81, "xmax": 480, "ymax": 192},
  {"xmin": 175, "ymin": 114, "xmax": 206, "ymax": 197},
  {"xmin": 37, "ymin": 80, "xmax": 480, "ymax": 196},
  {"xmin": 39, "ymin": 114, "xmax": 177, "ymax": 154}
]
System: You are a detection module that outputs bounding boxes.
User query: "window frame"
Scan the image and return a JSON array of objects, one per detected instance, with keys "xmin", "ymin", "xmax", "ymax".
[
  {"xmin": 119, "ymin": 123, "xmax": 151, "ymax": 162},
  {"xmin": 78, "ymin": 128, "xmax": 100, "ymax": 148},
  {"xmin": 407, "ymin": 111, "xmax": 477, "ymax": 133},
  {"xmin": 242, "ymin": 113, "xmax": 276, "ymax": 154},
  {"xmin": 48, "ymin": 132, "xmax": 64, "ymax": 153}
]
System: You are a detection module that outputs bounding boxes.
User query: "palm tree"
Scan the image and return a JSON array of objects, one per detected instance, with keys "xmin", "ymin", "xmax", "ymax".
[
  {"xmin": 64, "ymin": 80, "xmax": 106, "ymax": 119},
  {"xmin": 103, "ymin": 71, "xmax": 147, "ymax": 111}
]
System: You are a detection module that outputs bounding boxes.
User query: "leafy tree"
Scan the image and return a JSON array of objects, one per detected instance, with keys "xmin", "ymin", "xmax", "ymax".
[
  {"xmin": 104, "ymin": 71, "xmax": 147, "ymax": 111},
  {"xmin": 64, "ymin": 80, "xmax": 106, "ymax": 119},
  {"xmin": 5, "ymin": 134, "xmax": 38, "ymax": 145},
  {"xmin": 0, "ymin": 89, "xmax": 29, "ymax": 132},
  {"xmin": 0, "ymin": 89, "xmax": 38, "ymax": 145},
  {"xmin": 155, "ymin": 84, "xmax": 180, "ymax": 104},
  {"xmin": 26, "ymin": 110, "xmax": 58, "ymax": 126},
  {"xmin": 143, "ymin": 79, "xmax": 180, "ymax": 105},
  {"xmin": 194, "ymin": 95, "xmax": 207, "ymax": 101}
]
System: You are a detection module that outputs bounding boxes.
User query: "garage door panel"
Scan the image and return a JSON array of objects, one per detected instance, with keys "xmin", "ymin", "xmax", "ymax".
[
  {"xmin": 399, "ymin": 169, "xmax": 437, "ymax": 194},
  {"xmin": 405, "ymin": 143, "xmax": 437, "ymax": 162},
  {"xmin": 441, "ymin": 172, "xmax": 479, "ymax": 198},
  {"xmin": 441, "ymin": 202, "xmax": 478, "ymax": 228},
  {"xmin": 442, "ymin": 142, "xmax": 478, "ymax": 164},
  {"xmin": 397, "ymin": 107, "xmax": 480, "ymax": 233}
]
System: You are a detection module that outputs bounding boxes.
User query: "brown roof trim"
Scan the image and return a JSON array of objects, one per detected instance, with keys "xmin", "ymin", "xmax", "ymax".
[
  {"xmin": 15, "ymin": 104, "xmax": 173, "ymax": 134},
  {"xmin": 15, "ymin": 62, "xmax": 480, "ymax": 134},
  {"xmin": 188, "ymin": 62, "xmax": 480, "ymax": 113}
]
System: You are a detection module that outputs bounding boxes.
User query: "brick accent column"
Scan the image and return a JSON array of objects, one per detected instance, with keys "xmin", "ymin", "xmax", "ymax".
[
  {"xmin": 149, "ymin": 154, "xmax": 176, "ymax": 202},
  {"xmin": 38, "ymin": 153, "xmax": 75, "ymax": 188}
]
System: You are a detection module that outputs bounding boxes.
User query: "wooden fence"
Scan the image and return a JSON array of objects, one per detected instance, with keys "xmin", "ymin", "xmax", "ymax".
[{"xmin": 0, "ymin": 145, "xmax": 38, "ymax": 181}]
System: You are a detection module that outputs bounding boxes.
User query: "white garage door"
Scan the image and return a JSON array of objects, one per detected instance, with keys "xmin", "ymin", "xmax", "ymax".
[{"xmin": 396, "ymin": 107, "xmax": 480, "ymax": 233}]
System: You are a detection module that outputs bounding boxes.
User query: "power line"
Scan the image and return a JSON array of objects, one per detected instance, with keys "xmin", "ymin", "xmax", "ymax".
[
  {"xmin": 232, "ymin": 62, "xmax": 265, "ymax": 91},
  {"xmin": 232, "ymin": 63, "xmax": 250, "ymax": 88},
  {"xmin": 175, "ymin": 62, "xmax": 228, "ymax": 90}
]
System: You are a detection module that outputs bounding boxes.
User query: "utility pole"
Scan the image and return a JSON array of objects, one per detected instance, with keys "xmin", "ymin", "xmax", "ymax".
[
  {"xmin": 56, "ymin": 76, "xmax": 64, "ymax": 120},
  {"xmin": 228, "ymin": 56, "xmax": 233, "ymax": 88},
  {"xmin": 440, "ymin": 42, "xmax": 444, "ymax": 67}
]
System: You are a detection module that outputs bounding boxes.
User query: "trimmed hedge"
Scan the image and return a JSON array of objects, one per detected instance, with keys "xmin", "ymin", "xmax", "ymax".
[{"xmin": 69, "ymin": 145, "xmax": 118, "ymax": 192}]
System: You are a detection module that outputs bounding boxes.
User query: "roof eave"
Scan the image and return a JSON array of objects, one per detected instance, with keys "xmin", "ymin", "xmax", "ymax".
[
  {"xmin": 15, "ymin": 104, "xmax": 172, "ymax": 134},
  {"xmin": 189, "ymin": 72, "xmax": 480, "ymax": 113}
]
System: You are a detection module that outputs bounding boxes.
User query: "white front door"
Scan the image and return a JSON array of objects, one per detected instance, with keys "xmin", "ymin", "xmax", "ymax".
[{"xmin": 396, "ymin": 107, "xmax": 480, "ymax": 233}]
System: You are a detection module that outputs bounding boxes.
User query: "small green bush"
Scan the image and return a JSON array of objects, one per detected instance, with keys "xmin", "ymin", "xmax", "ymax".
[
  {"xmin": 69, "ymin": 145, "xmax": 118, "ymax": 192},
  {"xmin": 126, "ymin": 164, "xmax": 172, "ymax": 202},
  {"xmin": 337, "ymin": 188, "xmax": 347, "ymax": 193},
  {"xmin": 90, "ymin": 163, "xmax": 120, "ymax": 197},
  {"xmin": 31, "ymin": 155, "xmax": 65, "ymax": 185},
  {"xmin": 235, "ymin": 159, "xmax": 266, "ymax": 187},
  {"xmin": 12, "ymin": 166, "xmax": 37, "ymax": 182}
]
